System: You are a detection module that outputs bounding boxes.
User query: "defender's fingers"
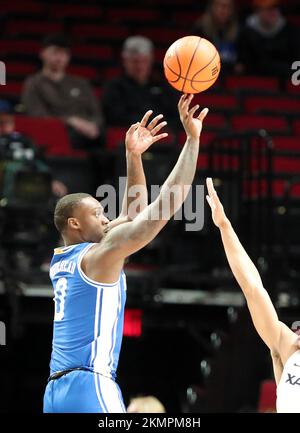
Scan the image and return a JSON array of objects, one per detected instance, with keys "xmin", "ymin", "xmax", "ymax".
[
  {"xmin": 152, "ymin": 133, "xmax": 169, "ymax": 143},
  {"xmin": 140, "ymin": 110, "xmax": 153, "ymax": 127},
  {"xmin": 151, "ymin": 121, "xmax": 167, "ymax": 136},
  {"xmin": 206, "ymin": 177, "xmax": 216, "ymax": 196},
  {"xmin": 198, "ymin": 107, "xmax": 209, "ymax": 122},
  {"xmin": 147, "ymin": 114, "xmax": 164, "ymax": 130},
  {"xmin": 206, "ymin": 195, "xmax": 212, "ymax": 207}
]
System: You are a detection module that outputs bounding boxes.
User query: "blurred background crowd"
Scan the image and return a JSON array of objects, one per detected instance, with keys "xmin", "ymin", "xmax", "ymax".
[{"xmin": 0, "ymin": 0, "xmax": 299, "ymax": 414}]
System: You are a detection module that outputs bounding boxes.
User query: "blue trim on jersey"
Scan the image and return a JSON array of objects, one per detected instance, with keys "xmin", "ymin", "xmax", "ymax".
[
  {"xmin": 96, "ymin": 373, "xmax": 108, "ymax": 412},
  {"xmin": 108, "ymin": 281, "xmax": 120, "ymax": 370}
]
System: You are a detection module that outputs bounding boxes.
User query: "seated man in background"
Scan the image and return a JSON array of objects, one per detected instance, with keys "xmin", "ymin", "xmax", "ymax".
[
  {"xmin": 21, "ymin": 34, "xmax": 102, "ymax": 149},
  {"xmin": 102, "ymin": 36, "xmax": 179, "ymax": 132}
]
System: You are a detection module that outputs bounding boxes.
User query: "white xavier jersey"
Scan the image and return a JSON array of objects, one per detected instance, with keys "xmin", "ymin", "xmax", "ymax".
[
  {"xmin": 276, "ymin": 350, "xmax": 300, "ymax": 413},
  {"xmin": 49, "ymin": 243, "xmax": 127, "ymax": 379}
]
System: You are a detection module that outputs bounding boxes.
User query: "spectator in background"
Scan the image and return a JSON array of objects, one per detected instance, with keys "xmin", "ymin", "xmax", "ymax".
[
  {"xmin": 21, "ymin": 34, "xmax": 102, "ymax": 149},
  {"xmin": 102, "ymin": 36, "xmax": 179, "ymax": 131},
  {"xmin": 236, "ymin": 0, "xmax": 299, "ymax": 78},
  {"xmin": 193, "ymin": 0, "xmax": 239, "ymax": 74}
]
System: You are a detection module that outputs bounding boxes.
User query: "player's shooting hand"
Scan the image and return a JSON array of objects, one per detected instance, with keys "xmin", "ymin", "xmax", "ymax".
[
  {"xmin": 125, "ymin": 110, "xmax": 168, "ymax": 155},
  {"xmin": 178, "ymin": 94, "xmax": 208, "ymax": 140},
  {"xmin": 206, "ymin": 177, "xmax": 228, "ymax": 229}
]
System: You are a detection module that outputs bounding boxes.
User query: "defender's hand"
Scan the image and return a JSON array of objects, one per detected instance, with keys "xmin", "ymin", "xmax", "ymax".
[
  {"xmin": 206, "ymin": 177, "xmax": 228, "ymax": 228},
  {"xmin": 178, "ymin": 94, "xmax": 208, "ymax": 140},
  {"xmin": 125, "ymin": 110, "xmax": 168, "ymax": 155}
]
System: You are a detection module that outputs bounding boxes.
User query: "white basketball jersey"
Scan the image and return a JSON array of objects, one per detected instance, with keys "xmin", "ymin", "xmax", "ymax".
[{"xmin": 276, "ymin": 350, "xmax": 300, "ymax": 413}]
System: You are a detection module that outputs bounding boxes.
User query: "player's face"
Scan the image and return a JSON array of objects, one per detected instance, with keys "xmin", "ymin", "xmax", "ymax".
[
  {"xmin": 258, "ymin": 7, "xmax": 280, "ymax": 28},
  {"xmin": 123, "ymin": 53, "xmax": 153, "ymax": 83},
  {"xmin": 40, "ymin": 46, "xmax": 70, "ymax": 73},
  {"xmin": 211, "ymin": 0, "xmax": 234, "ymax": 26},
  {"xmin": 73, "ymin": 197, "xmax": 109, "ymax": 243}
]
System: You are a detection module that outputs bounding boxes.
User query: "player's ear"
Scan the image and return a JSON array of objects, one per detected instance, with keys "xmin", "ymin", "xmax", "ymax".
[{"xmin": 68, "ymin": 217, "xmax": 80, "ymax": 230}]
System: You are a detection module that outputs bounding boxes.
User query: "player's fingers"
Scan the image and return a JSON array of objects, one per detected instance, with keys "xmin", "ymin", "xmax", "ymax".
[
  {"xmin": 152, "ymin": 133, "xmax": 168, "ymax": 143},
  {"xmin": 183, "ymin": 94, "xmax": 194, "ymax": 111},
  {"xmin": 126, "ymin": 122, "xmax": 139, "ymax": 135},
  {"xmin": 198, "ymin": 108, "xmax": 209, "ymax": 122},
  {"xmin": 178, "ymin": 93, "xmax": 187, "ymax": 109},
  {"xmin": 151, "ymin": 121, "xmax": 167, "ymax": 135},
  {"xmin": 140, "ymin": 110, "xmax": 153, "ymax": 127},
  {"xmin": 188, "ymin": 104, "xmax": 200, "ymax": 118},
  {"xmin": 147, "ymin": 114, "xmax": 164, "ymax": 130}
]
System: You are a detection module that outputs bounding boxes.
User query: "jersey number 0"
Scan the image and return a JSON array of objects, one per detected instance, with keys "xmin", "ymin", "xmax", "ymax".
[{"xmin": 54, "ymin": 277, "xmax": 68, "ymax": 321}]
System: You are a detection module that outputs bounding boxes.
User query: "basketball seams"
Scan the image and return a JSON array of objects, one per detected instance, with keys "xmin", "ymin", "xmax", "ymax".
[
  {"xmin": 174, "ymin": 40, "xmax": 182, "ymax": 79},
  {"xmin": 163, "ymin": 36, "xmax": 221, "ymax": 93},
  {"xmin": 181, "ymin": 36, "xmax": 202, "ymax": 93},
  {"xmin": 164, "ymin": 62, "xmax": 218, "ymax": 83},
  {"xmin": 191, "ymin": 49, "xmax": 218, "ymax": 81},
  {"xmin": 164, "ymin": 62, "xmax": 181, "ymax": 83}
]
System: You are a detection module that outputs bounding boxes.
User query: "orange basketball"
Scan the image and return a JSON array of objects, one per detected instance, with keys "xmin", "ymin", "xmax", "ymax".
[{"xmin": 163, "ymin": 36, "xmax": 221, "ymax": 93}]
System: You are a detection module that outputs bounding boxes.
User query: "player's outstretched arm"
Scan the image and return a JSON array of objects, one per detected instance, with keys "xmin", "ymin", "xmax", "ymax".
[
  {"xmin": 107, "ymin": 110, "xmax": 168, "ymax": 230},
  {"xmin": 206, "ymin": 177, "xmax": 296, "ymax": 364},
  {"xmin": 87, "ymin": 95, "xmax": 208, "ymax": 274},
  {"xmin": 103, "ymin": 94, "xmax": 208, "ymax": 251}
]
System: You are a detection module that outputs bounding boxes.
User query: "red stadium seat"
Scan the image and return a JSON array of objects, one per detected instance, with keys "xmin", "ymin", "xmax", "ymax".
[
  {"xmin": 106, "ymin": 127, "xmax": 127, "ymax": 150},
  {"xmin": 193, "ymin": 94, "xmax": 239, "ymax": 112},
  {"xmin": 274, "ymin": 156, "xmax": 300, "ymax": 174},
  {"xmin": 204, "ymin": 113, "xmax": 228, "ymax": 130},
  {"xmin": 0, "ymin": 82, "xmax": 23, "ymax": 98},
  {"xmin": 6, "ymin": 61, "xmax": 37, "ymax": 77},
  {"xmin": 67, "ymin": 65, "xmax": 98, "ymax": 81},
  {"xmin": 231, "ymin": 115, "xmax": 289, "ymax": 133},
  {"xmin": 50, "ymin": 4, "xmax": 102, "ymax": 19},
  {"xmin": 0, "ymin": 40, "xmax": 40, "ymax": 55},
  {"xmin": 178, "ymin": 131, "xmax": 216, "ymax": 147},
  {"xmin": 226, "ymin": 76, "xmax": 279, "ymax": 92},
  {"xmin": 107, "ymin": 8, "xmax": 161, "ymax": 24},
  {"xmin": 102, "ymin": 67, "xmax": 122, "ymax": 80},
  {"xmin": 286, "ymin": 80, "xmax": 300, "ymax": 95},
  {"xmin": 1, "ymin": 2, "xmax": 46, "ymax": 15},
  {"xmin": 243, "ymin": 179, "xmax": 287, "ymax": 199},
  {"xmin": 14, "ymin": 116, "xmax": 73, "ymax": 157},
  {"xmin": 293, "ymin": 120, "xmax": 300, "ymax": 135},
  {"xmin": 272, "ymin": 136, "xmax": 300, "ymax": 151},
  {"xmin": 138, "ymin": 28, "xmax": 186, "ymax": 45},
  {"xmin": 245, "ymin": 96, "xmax": 300, "ymax": 114},
  {"xmin": 173, "ymin": 11, "xmax": 202, "ymax": 26},
  {"xmin": 5, "ymin": 20, "xmax": 63, "ymax": 37},
  {"xmin": 71, "ymin": 25, "xmax": 129, "ymax": 41},
  {"xmin": 72, "ymin": 45, "xmax": 114, "ymax": 62}
]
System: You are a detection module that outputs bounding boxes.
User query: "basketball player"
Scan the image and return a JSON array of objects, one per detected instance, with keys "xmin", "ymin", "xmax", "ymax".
[
  {"xmin": 43, "ymin": 94, "xmax": 209, "ymax": 413},
  {"xmin": 206, "ymin": 177, "xmax": 300, "ymax": 413}
]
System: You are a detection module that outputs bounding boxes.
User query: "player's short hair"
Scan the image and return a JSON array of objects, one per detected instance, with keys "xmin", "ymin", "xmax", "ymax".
[
  {"xmin": 42, "ymin": 33, "xmax": 71, "ymax": 50},
  {"xmin": 122, "ymin": 36, "xmax": 153, "ymax": 56},
  {"xmin": 54, "ymin": 193, "xmax": 91, "ymax": 233}
]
